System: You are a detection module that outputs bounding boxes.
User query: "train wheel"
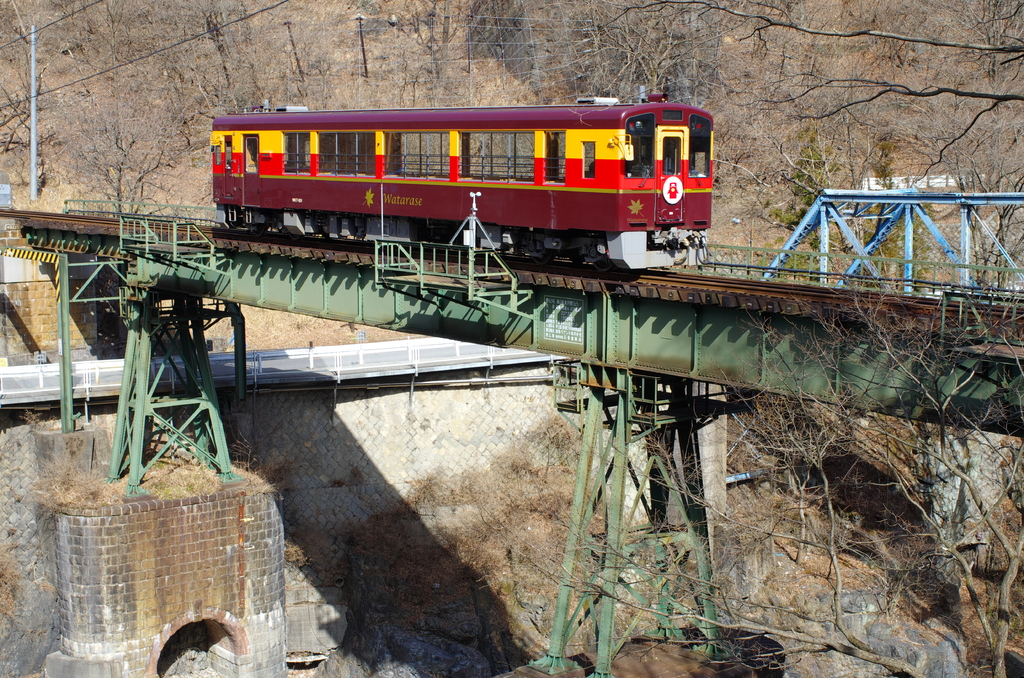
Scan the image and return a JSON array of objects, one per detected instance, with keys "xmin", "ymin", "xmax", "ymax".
[
  {"xmin": 593, "ymin": 255, "xmax": 614, "ymax": 272},
  {"xmin": 530, "ymin": 251, "xmax": 554, "ymax": 265},
  {"xmin": 249, "ymin": 221, "xmax": 268, "ymax": 236}
]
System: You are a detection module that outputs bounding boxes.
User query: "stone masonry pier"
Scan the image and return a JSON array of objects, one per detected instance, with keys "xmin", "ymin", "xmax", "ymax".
[{"xmin": 45, "ymin": 490, "xmax": 286, "ymax": 678}]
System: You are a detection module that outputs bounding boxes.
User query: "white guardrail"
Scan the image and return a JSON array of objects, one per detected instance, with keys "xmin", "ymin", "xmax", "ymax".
[{"xmin": 0, "ymin": 338, "xmax": 554, "ymax": 406}]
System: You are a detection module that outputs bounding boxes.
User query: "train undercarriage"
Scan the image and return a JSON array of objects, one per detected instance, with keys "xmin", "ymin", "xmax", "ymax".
[{"xmin": 219, "ymin": 204, "xmax": 709, "ymax": 269}]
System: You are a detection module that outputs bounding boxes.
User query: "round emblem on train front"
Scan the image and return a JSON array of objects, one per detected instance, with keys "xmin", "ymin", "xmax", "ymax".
[{"xmin": 662, "ymin": 176, "xmax": 683, "ymax": 205}]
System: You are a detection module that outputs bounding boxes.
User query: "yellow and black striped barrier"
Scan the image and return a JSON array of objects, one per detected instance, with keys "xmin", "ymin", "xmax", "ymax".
[{"xmin": 1, "ymin": 247, "xmax": 62, "ymax": 299}]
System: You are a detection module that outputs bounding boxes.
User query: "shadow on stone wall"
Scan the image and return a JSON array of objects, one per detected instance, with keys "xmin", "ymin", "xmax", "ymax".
[
  {"xmin": 226, "ymin": 365, "xmax": 556, "ymax": 678},
  {"xmin": 0, "ymin": 411, "xmax": 68, "ymax": 677},
  {"xmin": 0, "ymin": 290, "xmax": 42, "ymax": 358}
]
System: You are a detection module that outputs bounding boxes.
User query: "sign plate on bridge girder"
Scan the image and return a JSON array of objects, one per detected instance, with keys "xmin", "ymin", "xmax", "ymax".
[{"xmin": 542, "ymin": 297, "xmax": 584, "ymax": 345}]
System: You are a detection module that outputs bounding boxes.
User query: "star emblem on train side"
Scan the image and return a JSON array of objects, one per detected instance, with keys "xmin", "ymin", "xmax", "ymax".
[
  {"xmin": 364, "ymin": 189, "xmax": 375, "ymax": 207},
  {"xmin": 628, "ymin": 199, "xmax": 644, "ymax": 215}
]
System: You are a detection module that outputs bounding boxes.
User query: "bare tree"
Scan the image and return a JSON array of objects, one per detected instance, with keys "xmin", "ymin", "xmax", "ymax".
[
  {"xmin": 711, "ymin": 297, "xmax": 1024, "ymax": 678},
  {"xmin": 67, "ymin": 89, "xmax": 180, "ymax": 203}
]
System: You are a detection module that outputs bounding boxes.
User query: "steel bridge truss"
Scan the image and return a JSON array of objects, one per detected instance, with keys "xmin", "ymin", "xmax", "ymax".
[
  {"xmin": 528, "ymin": 364, "xmax": 743, "ymax": 678},
  {"xmin": 740, "ymin": 190, "xmax": 1024, "ymax": 292},
  {"xmin": 109, "ymin": 289, "xmax": 245, "ymax": 495}
]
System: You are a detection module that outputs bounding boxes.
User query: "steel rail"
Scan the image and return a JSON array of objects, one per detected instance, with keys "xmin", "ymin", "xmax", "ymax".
[{"xmin": 0, "ymin": 209, "xmax": 118, "ymax": 226}]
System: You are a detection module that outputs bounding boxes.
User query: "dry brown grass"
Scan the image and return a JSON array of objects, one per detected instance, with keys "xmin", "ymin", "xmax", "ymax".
[
  {"xmin": 284, "ymin": 540, "xmax": 309, "ymax": 567},
  {"xmin": 231, "ymin": 465, "xmax": 277, "ymax": 495},
  {"xmin": 127, "ymin": 459, "xmax": 222, "ymax": 500},
  {"xmin": 131, "ymin": 457, "xmax": 278, "ymax": 499},
  {"xmin": 35, "ymin": 450, "xmax": 276, "ymax": 511},
  {"xmin": 407, "ymin": 417, "xmax": 580, "ymax": 635},
  {"xmin": 432, "ymin": 450, "xmax": 575, "ymax": 580},
  {"xmin": 33, "ymin": 457, "xmax": 123, "ymax": 512},
  {"xmin": 228, "ymin": 438, "xmax": 284, "ymax": 494},
  {"xmin": 0, "ymin": 546, "xmax": 18, "ymax": 617}
]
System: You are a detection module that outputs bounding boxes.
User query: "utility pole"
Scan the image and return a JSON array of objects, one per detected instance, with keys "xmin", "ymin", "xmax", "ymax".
[
  {"xmin": 357, "ymin": 15, "xmax": 369, "ymax": 79},
  {"xmin": 30, "ymin": 24, "xmax": 38, "ymax": 201}
]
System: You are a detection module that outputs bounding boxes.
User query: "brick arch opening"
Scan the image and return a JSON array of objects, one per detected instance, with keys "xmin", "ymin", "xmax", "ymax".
[
  {"xmin": 156, "ymin": 621, "xmax": 211, "ymax": 675},
  {"xmin": 147, "ymin": 608, "xmax": 250, "ymax": 677}
]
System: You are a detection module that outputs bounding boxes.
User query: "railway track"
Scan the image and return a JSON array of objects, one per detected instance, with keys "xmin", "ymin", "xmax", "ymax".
[
  {"xmin": 0, "ymin": 209, "xmax": 119, "ymax": 228},
  {"xmin": 0, "ymin": 208, "xmax": 1010, "ymax": 325}
]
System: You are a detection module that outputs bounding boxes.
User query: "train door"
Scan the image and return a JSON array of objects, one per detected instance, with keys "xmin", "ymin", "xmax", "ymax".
[
  {"xmin": 655, "ymin": 126, "xmax": 685, "ymax": 223},
  {"xmin": 242, "ymin": 135, "xmax": 260, "ymax": 204},
  {"xmin": 224, "ymin": 135, "xmax": 241, "ymax": 198}
]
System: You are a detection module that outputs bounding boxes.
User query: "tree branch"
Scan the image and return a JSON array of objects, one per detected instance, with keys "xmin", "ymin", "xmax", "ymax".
[{"xmin": 620, "ymin": 1, "xmax": 1024, "ymax": 54}]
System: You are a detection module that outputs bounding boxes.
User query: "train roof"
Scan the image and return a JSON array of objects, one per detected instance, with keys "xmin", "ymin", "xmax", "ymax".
[{"xmin": 212, "ymin": 102, "xmax": 713, "ymax": 132}]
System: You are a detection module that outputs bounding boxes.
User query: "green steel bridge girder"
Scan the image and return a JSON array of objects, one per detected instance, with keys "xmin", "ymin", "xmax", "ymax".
[{"xmin": 25, "ymin": 224, "xmax": 1024, "ymax": 428}]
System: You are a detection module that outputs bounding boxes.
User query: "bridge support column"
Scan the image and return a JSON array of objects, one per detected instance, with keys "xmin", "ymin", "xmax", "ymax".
[
  {"xmin": 109, "ymin": 288, "xmax": 241, "ymax": 495},
  {"xmin": 527, "ymin": 365, "xmax": 735, "ymax": 678}
]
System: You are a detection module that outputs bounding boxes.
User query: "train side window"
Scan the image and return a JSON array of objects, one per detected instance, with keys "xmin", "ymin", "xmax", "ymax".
[
  {"xmin": 385, "ymin": 133, "xmax": 402, "ymax": 175},
  {"xmin": 212, "ymin": 143, "xmax": 222, "ymax": 167},
  {"xmin": 284, "ymin": 132, "xmax": 311, "ymax": 174},
  {"xmin": 385, "ymin": 132, "xmax": 449, "ymax": 179},
  {"xmin": 245, "ymin": 136, "xmax": 258, "ymax": 173},
  {"xmin": 320, "ymin": 132, "xmax": 375, "ymax": 176},
  {"xmin": 461, "ymin": 132, "xmax": 534, "ymax": 182},
  {"xmin": 320, "ymin": 133, "xmax": 338, "ymax": 174},
  {"xmin": 582, "ymin": 141, "xmax": 595, "ymax": 179},
  {"xmin": 662, "ymin": 136, "xmax": 680, "ymax": 176},
  {"xmin": 544, "ymin": 131, "xmax": 565, "ymax": 183},
  {"xmin": 224, "ymin": 136, "xmax": 233, "ymax": 171},
  {"xmin": 688, "ymin": 114, "xmax": 712, "ymax": 178}
]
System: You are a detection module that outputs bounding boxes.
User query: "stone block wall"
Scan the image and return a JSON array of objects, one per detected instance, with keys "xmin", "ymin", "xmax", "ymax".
[
  {"xmin": 47, "ymin": 490, "xmax": 286, "ymax": 678},
  {"xmin": 0, "ymin": 412, "xmax": 61, "ymax": 676},
  {"xmin": 234, "ymin": 365, "xmax": 554, "ymax": 500},
  {"xmin": 232, "ymin": 365, "xmax": 554, "ymax": 551},
  {"xmin": 228, "ymin": 364, "xmax": 557, "ymax": 655},
  {"xmin": 0, "ymin": 218, "xmax": 97, "ymax": 364}
]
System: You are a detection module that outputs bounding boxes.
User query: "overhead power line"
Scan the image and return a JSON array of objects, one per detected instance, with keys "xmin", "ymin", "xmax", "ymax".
[
  {"xmin": 0, "ymin": 0, "xmax": 291, "ymax": 110},
  {"xmin": 0, "ymin": 0, "xmax": 106, "ymax": 54}
]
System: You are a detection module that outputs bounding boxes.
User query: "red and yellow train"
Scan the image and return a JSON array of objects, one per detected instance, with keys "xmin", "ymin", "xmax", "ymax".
[{"xmin": 211, "ymin": 100, "xmax": 713, "ymax": 269}]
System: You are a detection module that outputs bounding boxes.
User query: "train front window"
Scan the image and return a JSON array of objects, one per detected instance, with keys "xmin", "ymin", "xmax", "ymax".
[
  {"xmin": 624, "ymin": 114, "xmax": 655, "ymax": 178},
  {"xmin": 284, "ymin": 132, "xmax": 311, "ymax": 174},
  {"xmin": 688, "ymin": 114, "xmax": 712, "ymax": 178}
]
